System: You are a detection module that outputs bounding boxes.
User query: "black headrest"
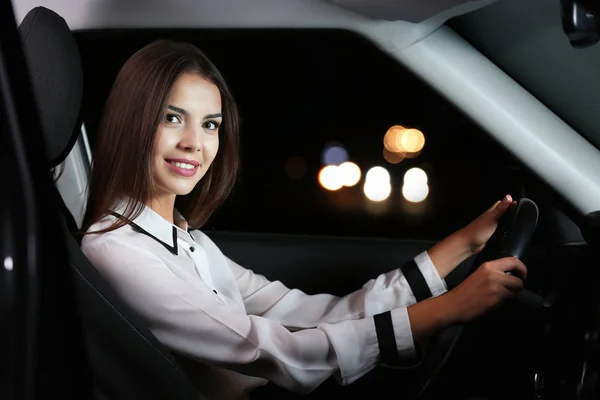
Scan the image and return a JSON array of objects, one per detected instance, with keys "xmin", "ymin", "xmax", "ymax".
[{"xmin": 19, "ymin": 6, "xmax": 83, "ymax": 168}]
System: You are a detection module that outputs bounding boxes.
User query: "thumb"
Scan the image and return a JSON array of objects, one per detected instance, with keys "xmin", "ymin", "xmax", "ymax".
[
  {"xmin": 493, "ymin": 194, "xmax": 514, "ymax": 217},
  {"xmin": 486, "ymin": 200, "xmax": 502, "ymax": 213}
]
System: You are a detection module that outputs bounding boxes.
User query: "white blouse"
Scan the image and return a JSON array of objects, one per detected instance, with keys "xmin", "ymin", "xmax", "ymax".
[{"xmin": 81, "ymin": 202, "xmax": 448, "ymax": 400}]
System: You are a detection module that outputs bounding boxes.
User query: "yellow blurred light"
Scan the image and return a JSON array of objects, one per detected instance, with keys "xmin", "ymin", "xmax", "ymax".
[
  {"xmin": 383, "ymin": 148, "xmax": 405, "ymax": 164},
  {"xmin": 384, "ymin": 125, "xmax": 406, "ymax": 153},
  {"xmin": 400, "ymin": 129, "xmax": 425, "ymax": 153},
  {"xmin": 402, "ymin": 182, "xmax": 429, "ymax": 203},
  {"xmin": 339, "ymin": 161, "xmax": 361, "ymax": 187},
  {"xmin": 365, "ymin": 166, "xmax": 390, "ymax": 184},
  {"xmin": 404, "ymin": 150, "xmax": 421, "ymax": 159},
  {"xmin": 404, "ymin": 167, "xmax": 428, "ymax": 185},
  {"xmin": 318, "ymin": 165, "xmax": 343, "ymax": 191},
  {"xmin": 364, "ymin": 180, "xmax": 391, "ymax": 202}
]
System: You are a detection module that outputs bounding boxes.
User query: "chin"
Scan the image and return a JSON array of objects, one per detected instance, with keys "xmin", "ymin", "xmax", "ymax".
[
  {"xmin": 158, "ymin": 182, "xmax": 197, "ymax": 197},
  {"xmin": 173, "ymin": 186, "xmax": 197, "ymax": 196}
]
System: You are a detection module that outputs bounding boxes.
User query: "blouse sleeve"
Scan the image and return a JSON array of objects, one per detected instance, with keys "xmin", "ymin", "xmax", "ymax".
[
  {"xmin": 227, "ymin": 250, "xmax": 447, "ymax": 330},
  {"xmin": 82, "ymin": 237, "xmax": 418, "ymax": 392}
]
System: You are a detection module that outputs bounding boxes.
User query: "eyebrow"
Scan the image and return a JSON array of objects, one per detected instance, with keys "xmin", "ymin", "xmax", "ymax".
[
  {"xmin": 166, "ymin": 105, "xmax": 188, "ymax": 116},
  {"xmin": 166, "ymin": 105, "xmax": 221, "ymax": 120}
]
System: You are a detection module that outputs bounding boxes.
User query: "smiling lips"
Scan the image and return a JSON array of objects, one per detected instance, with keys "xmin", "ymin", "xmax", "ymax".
[{"xmin": 165, "ymin": 158, "xmax": 200, "ymax": 177}]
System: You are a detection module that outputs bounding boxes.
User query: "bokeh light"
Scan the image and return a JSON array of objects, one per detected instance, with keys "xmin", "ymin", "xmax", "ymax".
[
  {"xmin": 402, "ymin": 183, "xmax": 429, "ymax": 203},
  {"xmin": 404, "ymin": 167, "xmax": 428, "ymax": 185},
  {"xmin": 383, "ymin": 126, "xmax": 425, "ymax": 164},
  {"xmin": 364, "ymin": 166, "xmax": 391, "ymax": 201},
  {"xmin": 339, "ymin": 161, "xmax": 361, "ymax": 187},
  {"xmin": 365, "ymin": 166, "xmax": 390, "ymax": 184},
  {"xmin": 384, "ymin": 125, "xmax": 406, "ymax": 153},
  {"xmin": 383, "ymin": 148, "xmax": 405, "ymax": 164},
  {"xmin": 404, "ymin": 150, "xmax": 421, "ymax": 159},
  {"xmin": 400, "ymin": 129, "xmax": 425, "ymax": 153},
  {"xmin": 318, "ymin": 165, "xmax": 343, "ymax": 191},
  {"xmin": 402, "ymin": 167, "xmax": 429, "ymax": 202},
  {"xmin": 364, "ymin": 180, "xmax": 392, "ymax": 202},
  {"xmin": 321, "ymin": 142, "xmax": 349, "ymax": 166}
]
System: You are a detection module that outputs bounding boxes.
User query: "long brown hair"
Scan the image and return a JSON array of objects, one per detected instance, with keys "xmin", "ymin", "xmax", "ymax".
[{"xmin": 81, "ymin": 39, "xmax": 240, "ymax": 234}]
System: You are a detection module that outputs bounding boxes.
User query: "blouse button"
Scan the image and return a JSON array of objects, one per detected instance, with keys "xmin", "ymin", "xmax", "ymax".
[
  {"xmin": 190, "ymin": 246, "xmax": 195, "ymax": 252},
  {"xmin": 213, "ymin": 290, "xmax": 218, "ymax": 294}
]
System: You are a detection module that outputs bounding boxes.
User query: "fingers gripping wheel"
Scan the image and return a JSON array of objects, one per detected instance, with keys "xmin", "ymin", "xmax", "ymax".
[
  {"xmin": 413, "ymin": 198, "xmax": 539, "ymax": 399},
  {"xmin": 472, "ymin": 197, "xmax": 539, "ymax": 276}
]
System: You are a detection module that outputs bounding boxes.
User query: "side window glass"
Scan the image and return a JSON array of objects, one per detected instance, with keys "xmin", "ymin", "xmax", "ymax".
[{"xmin": 77, "ymin": 29, "xmax": 523, "ymax": 240}]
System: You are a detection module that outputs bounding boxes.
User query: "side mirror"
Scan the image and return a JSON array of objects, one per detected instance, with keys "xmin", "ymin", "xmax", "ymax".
[{"xmin": 561, "ymin": 0, "xmax": 600, "ymax": 48}]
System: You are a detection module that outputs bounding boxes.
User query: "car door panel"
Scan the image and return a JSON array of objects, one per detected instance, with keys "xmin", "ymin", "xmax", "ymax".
[{"xmin": 207, "ymin": 231, "xmax": 474, "ymax": 297}]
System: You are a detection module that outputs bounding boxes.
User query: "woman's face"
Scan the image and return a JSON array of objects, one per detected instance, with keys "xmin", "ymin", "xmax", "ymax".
[{"xmin": 151, "ymin": 72, "xmax": 222, "ymax": 201}]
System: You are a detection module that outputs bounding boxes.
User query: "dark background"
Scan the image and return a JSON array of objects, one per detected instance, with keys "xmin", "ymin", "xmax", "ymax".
[{"xmin": 75, "ymin": 29, "xmax": 523, "ymax": 241}]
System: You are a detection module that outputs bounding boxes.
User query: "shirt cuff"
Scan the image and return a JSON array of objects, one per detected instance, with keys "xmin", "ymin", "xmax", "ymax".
[
  {"xmin": 414, "ymin": 251, "xmax": 447, "ymax": 297},
  {"xmin": 391, "ymin": 307, "xmax": 416, "ymax": 358}
]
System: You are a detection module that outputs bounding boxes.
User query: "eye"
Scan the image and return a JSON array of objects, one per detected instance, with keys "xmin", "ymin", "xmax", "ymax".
[
  {"xmin": 165, "ymin": 113, "xmax": 182, "ymax": 124},
  {"xmin": 204, "ymin": 120, "xmax": 220, "ymax": 131}
]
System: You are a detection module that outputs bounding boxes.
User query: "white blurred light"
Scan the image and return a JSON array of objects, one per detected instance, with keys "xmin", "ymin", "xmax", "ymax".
[
  {"xmin": 321, "ymin": 144, "xmax": 349, "ymax": 165},
  {"xmin": 4, "ymin": 256, "xmax": 13, "ymax": 271},
  {"xmin": 318, "ymin": 165, "xmax": 343, "ymax": 191},
  {"xmin": 365, "ymin": 166, "xmax": 390, "ymax": 184},
  {"xmin": 402, "ymin": 182, "xmax": 429, "ymax": 203},
  {"xmin": 339, "ymin": 161, "xmax": 361, "ymax": 187},
  {"xmin": 364, "ymin": 180, "xmax": 391, "ymax": 202},
  {"xmin": 404, "ymin": 167, "xmax": 428, "ymax": 185}
]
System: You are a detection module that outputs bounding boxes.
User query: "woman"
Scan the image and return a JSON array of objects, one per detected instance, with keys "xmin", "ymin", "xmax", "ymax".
[{"xmin": 81, "ymin": 40, "xmax": 526, "ymax": 399}]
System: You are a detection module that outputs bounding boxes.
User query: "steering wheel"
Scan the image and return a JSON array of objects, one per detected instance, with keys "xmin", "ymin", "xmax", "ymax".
[{"xmin": 404, "ymin": 197, "xmax": 539, "ymax": 398}]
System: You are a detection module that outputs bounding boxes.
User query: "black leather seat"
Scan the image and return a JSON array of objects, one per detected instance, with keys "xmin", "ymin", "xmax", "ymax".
[{"xmin": 19, "ymin": 7, "xmax": 200, "ymax": 400}]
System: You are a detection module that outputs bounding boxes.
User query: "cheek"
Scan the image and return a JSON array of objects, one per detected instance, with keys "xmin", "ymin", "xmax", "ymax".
[
  {"xmin": 208, "ymin": 137, "xmax": 220, "ymax": 161},
  {"xmin": 154, "ymin": 128, "xmax": 179, "ymax": 156},
  {"xmin": 152, "ymin": 131, "xmax": 166, "ymax": 160}
]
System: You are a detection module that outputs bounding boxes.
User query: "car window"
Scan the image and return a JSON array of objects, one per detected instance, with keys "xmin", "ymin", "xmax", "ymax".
[{"xmin": 76, "ymin": 29, "xmax": 523, "ymax": 241}]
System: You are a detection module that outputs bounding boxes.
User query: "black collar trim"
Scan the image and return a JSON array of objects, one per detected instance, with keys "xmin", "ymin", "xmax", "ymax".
[{"xmin": 111, "ymin": 211, "xmax": 178, "ymax": 256}]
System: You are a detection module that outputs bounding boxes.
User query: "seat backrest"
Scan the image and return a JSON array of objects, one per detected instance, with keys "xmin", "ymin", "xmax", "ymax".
[{"xmin": 19, "ymin": 7, "xmax": 199, "ymax": 399}]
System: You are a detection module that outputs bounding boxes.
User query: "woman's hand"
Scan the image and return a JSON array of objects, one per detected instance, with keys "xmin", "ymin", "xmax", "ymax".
[
  {"xmin": 407, "ymin": 257, "xmax": 527, "ymax": 340},
  {"xmin": 426, "ymin": 194, "xmax": 516, "ymax": 279},
  {"xmin": 444, "ymin": 256, "xmax": 527, "ymax": 324},
  {"xmin": 459, "ymin": 194, "xmax": 517, "ymax": 255},
  {"xmin": 407, "ymin": 256, "xmax": 527, "ymax": 340}
]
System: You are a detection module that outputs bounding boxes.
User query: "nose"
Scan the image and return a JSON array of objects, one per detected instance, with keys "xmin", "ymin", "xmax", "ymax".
[{"xmin": 178, "ymin": 125, "xmax": 202, "ymax": 152}]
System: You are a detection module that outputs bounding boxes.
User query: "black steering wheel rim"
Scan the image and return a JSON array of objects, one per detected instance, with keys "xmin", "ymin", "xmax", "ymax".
[{"xmin": 405, "ymin": 198, "xmax": 539, "ymax": 399}]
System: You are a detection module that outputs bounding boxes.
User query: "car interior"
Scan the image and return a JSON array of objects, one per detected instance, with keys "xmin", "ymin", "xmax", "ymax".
[{"xmin": 2, "ymin": 1, "xmax": 600, "ymax": 399}]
